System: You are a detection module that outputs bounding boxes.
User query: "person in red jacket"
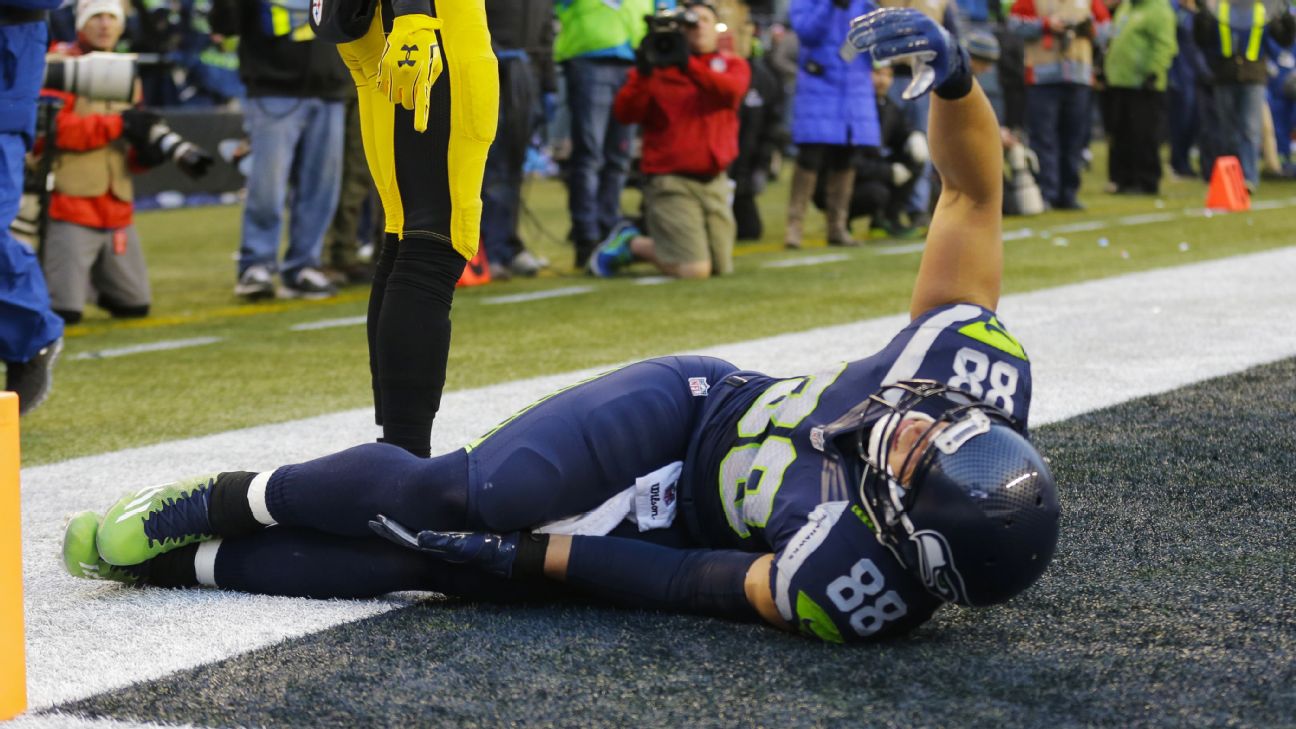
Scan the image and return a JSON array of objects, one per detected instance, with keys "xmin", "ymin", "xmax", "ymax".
[
  {"xmin": 588, "ymin": 2, "xmax": 750, "ymax": 280},
  {"xmin": 39, "ymin": 0, "xmax": 169, "ymax": 323}
]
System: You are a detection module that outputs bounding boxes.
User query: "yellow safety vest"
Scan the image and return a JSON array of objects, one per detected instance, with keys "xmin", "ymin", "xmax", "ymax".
[{"xmin": 1218, "ymin": 1, "xmax": 1265, "ymax": 62}]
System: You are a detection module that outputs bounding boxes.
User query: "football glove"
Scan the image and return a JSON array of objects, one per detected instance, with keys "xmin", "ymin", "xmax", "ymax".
[
  {"xmin": 370, "ymin": 514, "xmax": 520, "ymax": 578},
  {"xmin": 847, "ymin": 8, "xmax": 972, "ymax": 100},
  {"xmin": 377, "ymin": 13, "xmax": 445, "ymax": 133}
]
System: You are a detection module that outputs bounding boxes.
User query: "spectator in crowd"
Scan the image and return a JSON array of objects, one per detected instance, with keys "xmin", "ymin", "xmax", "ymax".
[
  {"xmin": 1192, "ymin": 0, "xmax": 1295, "ymax": 188},
  {"xmin": 40, "ymin": 0, "xmax": 211, "ymax": 324},
  {"xmin": 955, "ymin": 0, "xmax": 997, "ymax": 29},
  {"xmin": 1270, "ymin": 25, "xmax": 1296, "ymax": 175},
  {"xmin": 730, "ymin": 32, "xmax": 787, "ymax": 241},
  {"xmin": 320, "ymin": 88, "xmax": 373, "ymax": 288},
  {"xmin": 589, "ymin": 1, "xmax": 749, "ymax": 279},
  {"xmin": 968, "ymin": 29, "xmax": 1046, "ymax": 216},
  {"xmin": 1167, "ymin": 0, "xmax": 1212, "ymax": 178},
  {"xmin": 785, "ymin": 0, "xmax": 880, "ymax": 249},
  {"xmin": 1101, "ymin": 0, "xmax": 1176, "ymax": 195},
  {"xmin": 0, "ymin": 0, "xmax": 65, "ymax": 415},
  {"xmin": 482, "ymin": 0, "xmax": 554, "ymax": 281},
  {"xmin": 210, "ymin": 0, "xmax": 349, "ymax": 300},
  {"xmin": 129, "ymin": 0, "xmax": 186, "ymax": 106},
  {"xmin": 877, "ymin": 0, "xmax": 961, "ymax": 229},
  {"xmin": 554, "ymin": 0, "xmax": 653, "ymax": 269},
  {"xmin": 766, "ymin": 21, "xmax": 801, "ymax": 144},
  {"xmin": 1011, "ymin": 0, "xmax": 1109, "ymax": 210},
  {"xmin": 811, "ymin": 61, "xmax": 927, "ymax": 237},
  {"xmin": 178, "ymin": 0, "xmax": 245, "ymax": 107}
]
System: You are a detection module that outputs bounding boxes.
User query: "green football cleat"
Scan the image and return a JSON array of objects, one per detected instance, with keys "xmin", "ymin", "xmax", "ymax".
[
  {"xmin": 62, "ymin": 511, "xmax": 141, "ymax": 584},
  {"xmin": 97, "ymin": 475, "xmax": 218, "ymax": 566}
]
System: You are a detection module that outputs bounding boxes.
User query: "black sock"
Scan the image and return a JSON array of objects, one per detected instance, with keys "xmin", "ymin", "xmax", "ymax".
[
  {"xmin": 207, "ymin": 471, "xmax": 262, "ymax": 538},
  {"xmin": 140, "ymin": 544, "xmax": 199, "ymax": 588},
  {"xmin": 374, "ymin": 237, "xmax": 466, "ymax": 458}
]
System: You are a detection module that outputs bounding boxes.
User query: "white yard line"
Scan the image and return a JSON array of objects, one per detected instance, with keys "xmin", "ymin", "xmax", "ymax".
[
  {"xmin": 69, "ymin": 337, "xmax": 223, "ymax": 361},
  {"xmin": 289, "ymin": 316, "xmax": 368, "ymax": 331},
  {"xmin": 15, "ymin": 246, "xmax": 1296, "ymax": 721},
  {"xmin": 481, "ymin": 286, "xmax": 593, "ymax": 304},
  {"xmin": 762, "ymin": 253, "xmax": 851, "ymax": 268}
]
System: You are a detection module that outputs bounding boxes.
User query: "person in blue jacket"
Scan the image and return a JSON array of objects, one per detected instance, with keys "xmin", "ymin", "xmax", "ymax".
[
  {"xmin": 0, "ymin": 0, "xmax": 66, "ymax": 415},
  {"xmin": 784, "ymin": 0, "xmax": 881, "ymax": 249}
]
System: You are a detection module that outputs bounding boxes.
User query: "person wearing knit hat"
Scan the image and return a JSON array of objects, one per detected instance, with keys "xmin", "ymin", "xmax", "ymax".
[
  {"xmin": 74, "ymin": 0, "xmax": 124, "ymax": 52},
  {"xmin": 966, "ymin": 29, "xmax": 1001, "ymax": 62},
  {"xmin": 75, "ymin": 0, "xmax": 123, "ymax": 32}
]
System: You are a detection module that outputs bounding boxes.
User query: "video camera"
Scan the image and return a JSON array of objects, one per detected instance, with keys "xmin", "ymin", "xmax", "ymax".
[{"xmin": 640, "ymin": 7, "xmax": 700, "ymax": 69}]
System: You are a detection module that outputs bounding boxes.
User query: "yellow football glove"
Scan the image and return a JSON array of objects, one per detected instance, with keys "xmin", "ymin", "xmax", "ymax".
[{"xmin": 377, "ymin": 13, "xmax": 445, "ymax": 133}]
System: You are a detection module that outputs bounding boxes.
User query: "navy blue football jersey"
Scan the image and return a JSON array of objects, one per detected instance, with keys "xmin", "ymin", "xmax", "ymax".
[{"xmin": 678, "ymin": 303, "xmax": 1032, "ymax": 642}]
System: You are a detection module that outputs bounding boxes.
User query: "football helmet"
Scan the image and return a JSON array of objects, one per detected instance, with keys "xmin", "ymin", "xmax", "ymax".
[{"xmin": 818, "ymin": 380, "xmax": 1060, "ymax": 607}]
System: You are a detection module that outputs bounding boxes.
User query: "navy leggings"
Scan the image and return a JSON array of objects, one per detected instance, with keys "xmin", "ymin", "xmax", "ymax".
[{"xmin": 264, "ymin": 355, "xmax": 740, "ymax": 537}]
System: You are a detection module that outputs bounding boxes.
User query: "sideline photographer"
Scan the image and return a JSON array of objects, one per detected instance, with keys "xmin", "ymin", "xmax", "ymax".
[
  {"xmin": 37, "ymin": 0, "xmax": 213, "ymax": 324},
  {"xmin": 589, "ymin": 2, "xmax": 750, "ymax": 279}
]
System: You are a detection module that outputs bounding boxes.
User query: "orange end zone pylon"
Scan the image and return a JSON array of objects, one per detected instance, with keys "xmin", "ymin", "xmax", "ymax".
[
  {"xmin": 456, "ymin": 241, "xmax": 492, "ymax": 288},
  {"xmin": 1205, "ymin": 156, "xmax": 1251, "ymax": 212},
  {"xmin": 0, "ymin": 392, "xmax": 24, "ymax": 721}
]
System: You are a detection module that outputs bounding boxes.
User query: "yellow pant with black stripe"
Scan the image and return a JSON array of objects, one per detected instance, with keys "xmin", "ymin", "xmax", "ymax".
[{"xmin": 336, "ymin": 0, "xmax": 498, "ymax": 260}]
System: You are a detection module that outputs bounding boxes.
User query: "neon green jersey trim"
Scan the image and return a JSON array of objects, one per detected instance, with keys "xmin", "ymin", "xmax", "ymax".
[
  {"xmin": 796, "ymin": 591, "xmax": 844, "ymax": 643},
  {"xmin": 957, "ymin": 316, "xmax": 1028, "ymax": 361}
]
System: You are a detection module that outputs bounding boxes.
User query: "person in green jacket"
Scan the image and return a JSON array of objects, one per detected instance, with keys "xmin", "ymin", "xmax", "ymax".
[
  {"xmin": 1102, "ymin": 0, "xmax": 1178, "ymax": 194},
  {"xmin": 554, "ymin": 0, "xmax": 654, "ymax": 269}
]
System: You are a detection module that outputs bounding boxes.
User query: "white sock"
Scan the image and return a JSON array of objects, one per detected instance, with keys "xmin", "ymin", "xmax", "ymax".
[
  {"xmin": 194, "ymin": 539, "xmax": 222, "ymax": 588},
  {"xmin": 247, "ymin": 470, "xmax": 277, "ymax": 527}
]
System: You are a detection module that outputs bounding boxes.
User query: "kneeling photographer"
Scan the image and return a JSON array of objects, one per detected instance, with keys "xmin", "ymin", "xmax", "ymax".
[
  {"xmin": 589, "ymin": 2, "xmax": 749, "ymax": 279},
  {"xmin": 37, "ymin": 0, "xmax": 212, "ymax": 324}
]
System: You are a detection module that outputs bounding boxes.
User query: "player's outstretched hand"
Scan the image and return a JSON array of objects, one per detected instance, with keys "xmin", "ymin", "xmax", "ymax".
[
  {"xmin": 376, "ymin": 13, "xmax": 444, "ymax": 133},
  {"xmin": 847, "ymin": 8, "xmax": 971, "ymax": 100},
  {"xmin": 370, "ymin": 514, "xmax": 520, "ymax": 577}
]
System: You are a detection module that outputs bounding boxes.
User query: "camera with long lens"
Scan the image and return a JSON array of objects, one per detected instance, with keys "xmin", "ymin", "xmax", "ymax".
[
  {"xmin": 640, "ymin": 7, "xmax": 699, "ymax": 69},
  {"xmin": 120, "ymin": 109, "xmax": 214, "ymax": 180},
  {"xmin": 42, "ymin": 52, "xmax": 141, "ymax": 103}
]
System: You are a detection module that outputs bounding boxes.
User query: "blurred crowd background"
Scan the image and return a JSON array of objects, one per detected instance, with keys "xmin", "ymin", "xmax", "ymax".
[{"xmin": 19, "ymin": 0, "xmax": 1296, "ymax": 308}]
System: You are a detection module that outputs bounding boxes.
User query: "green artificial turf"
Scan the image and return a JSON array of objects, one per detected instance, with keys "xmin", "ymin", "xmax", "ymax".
[{"xmin": 19, "ymin": 157, "xmax": 1296, "ymax": 465}]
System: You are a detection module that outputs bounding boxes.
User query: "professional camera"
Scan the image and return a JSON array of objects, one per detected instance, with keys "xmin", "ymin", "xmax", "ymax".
[
  {"xmin": 120, "ymin": 108, "xmax": 215, "ymax": 180},
  {"xmin": 640, "ymin": 7, "xmax": 699, "ymax": 69},
  {"xmin": 42, "ymin": 52, "xmax": 140, "ymax": 103}
]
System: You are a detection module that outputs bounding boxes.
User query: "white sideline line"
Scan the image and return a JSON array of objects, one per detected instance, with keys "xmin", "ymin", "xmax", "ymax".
[
  {"xmin": 482, "ymin": 286, "xmax": 593, "ymax": 304},
  {"xmin": 1002, "ymin": 228, "xmax": 1036, "ymax": 241},
  {"xmin": 69, "ymin": 337, "xmax": 222, "ymax": 361},
  {"xmin": 1116, "ymin": 212, "xmax": 1177, "ymax": 225},
  {"xmin": 763, "ymin": 253, "xmax": 851, "ymax": 268},
  {"xmin": 634, "ymin": 276, "xmax": 674, "ymax": 286},
  {"xmin": 290, "ymin": 316, "xmax": 367, "ymax": 331},
  {"xmin": 876, "ymin": 242, "xmax": 927, "ymax": 256},
  {"xmin": 17, "ymin": 246, "xmax": 1296, "ymax": 724},
  {"xmin": 1049, "ymin": 220, "xmax": 1109, "ymax": 234}
]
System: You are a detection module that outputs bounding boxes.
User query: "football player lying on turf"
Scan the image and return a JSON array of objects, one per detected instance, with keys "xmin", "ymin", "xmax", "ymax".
[{"xmin": 63, "ymin": 8, "xmax": 1060, "ymax": 643}]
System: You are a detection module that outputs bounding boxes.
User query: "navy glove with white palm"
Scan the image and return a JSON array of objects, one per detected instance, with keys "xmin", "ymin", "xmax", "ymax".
[
  {"xmin": 370, "ymin": 514, "xmax": 521, "ymax": 578},
  {"xmin": 847, "ymin": 8, "xmax": 973, "ymax": 101}
]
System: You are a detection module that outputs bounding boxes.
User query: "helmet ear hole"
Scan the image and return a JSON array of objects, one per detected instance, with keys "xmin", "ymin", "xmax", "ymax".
[{"xmin": 1003, "ymin": 518, "xmax": 1013, "ymax": 528}]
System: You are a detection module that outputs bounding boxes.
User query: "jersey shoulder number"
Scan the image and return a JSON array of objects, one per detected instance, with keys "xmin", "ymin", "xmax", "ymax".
[{"xmin": 771, "ymin": 502, "xmax": 941, "ymax": 643}]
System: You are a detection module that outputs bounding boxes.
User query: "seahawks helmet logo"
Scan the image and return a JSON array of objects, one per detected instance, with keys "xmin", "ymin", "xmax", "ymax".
[{"xmin": 912, "ymin": 530, "xmax": 969, "ymax": 604}]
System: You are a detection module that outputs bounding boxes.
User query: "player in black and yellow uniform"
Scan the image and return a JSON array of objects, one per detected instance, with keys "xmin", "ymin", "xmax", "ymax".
[{"xmin": 311, "ymin": 0, "xmax": 498, "ymax": 457}]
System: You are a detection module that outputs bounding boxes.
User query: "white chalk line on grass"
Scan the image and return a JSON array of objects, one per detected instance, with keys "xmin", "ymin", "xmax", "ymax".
[
  {"xmin": 16, "ymin": 246, "xmax": 1296, "ymax": 727},
  {"xmin": 289, "ymin": 315, "xmax": 368, "ymax": 331},
  {"xmin": 69, "ymin": 337, "xmax": 223, "ymax": 361},
  {"xmin": 481, "ymin": 286, "xmax": 593, "ymax": 305},
  {"xmin": 763, "ymin": 253, "xmax": 851, "ymax": 268}
]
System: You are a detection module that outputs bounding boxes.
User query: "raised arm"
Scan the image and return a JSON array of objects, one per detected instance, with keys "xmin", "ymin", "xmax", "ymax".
[{"xmin": 848, "ymin": 8, "xmax": 1003, "ymax": 319}]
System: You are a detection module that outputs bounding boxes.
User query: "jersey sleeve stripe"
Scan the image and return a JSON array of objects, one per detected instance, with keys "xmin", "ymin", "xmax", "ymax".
[
  {"xmin": 878, "ymin": 304, "xmax": 983, "ymax": 397},
  {"xmin": 774, "ymin": 501, "xmax": 848, "ymax": 621}
]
